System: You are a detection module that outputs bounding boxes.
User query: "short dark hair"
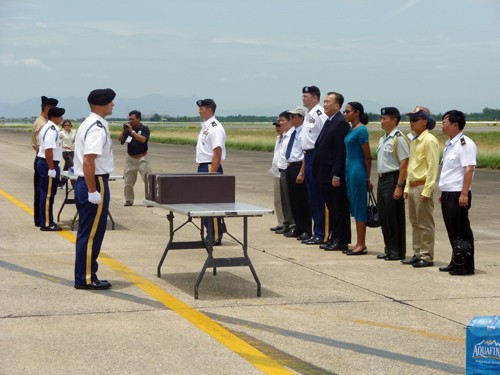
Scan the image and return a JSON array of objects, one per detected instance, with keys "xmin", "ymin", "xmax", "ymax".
[
  {"xmin": 442, "ymin": 110, "xmax": 466, "ymax": 130},
  {"xmin": 326, "ymin": 92, "xmax": 344, "ymax": 108},
  {"xmin": 279, "ymin": 111, "xmax": 291, "ymax": 120},
  {"xmin": 129, "ymin": 110, "xmax": 141, "ymax": 119}
]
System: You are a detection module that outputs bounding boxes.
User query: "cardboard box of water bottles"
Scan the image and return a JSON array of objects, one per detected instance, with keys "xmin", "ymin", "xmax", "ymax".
[{"xmin": 466, "ymin": 315, "xmax": 500, "ymax": 374}]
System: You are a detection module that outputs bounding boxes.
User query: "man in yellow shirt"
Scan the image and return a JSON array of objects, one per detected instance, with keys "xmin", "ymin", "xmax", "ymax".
[{"xmin": 402, "ymin": 106, "xmax": 439, "ymax": 268}]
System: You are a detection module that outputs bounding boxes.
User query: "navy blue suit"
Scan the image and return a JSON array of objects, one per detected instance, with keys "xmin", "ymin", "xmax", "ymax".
[{"xmin": 313, "ymin": 113, "xmax": 351, "ymax": 245}]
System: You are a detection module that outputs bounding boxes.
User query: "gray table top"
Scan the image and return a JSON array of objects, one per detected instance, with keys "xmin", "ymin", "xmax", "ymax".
[
  {"xmin": 60, "ymin": 170, "xmax": 123, "ymax": 181},
  {"xmin": 143, "ymin": 200, "xmax": 273, "ymax": 217}
]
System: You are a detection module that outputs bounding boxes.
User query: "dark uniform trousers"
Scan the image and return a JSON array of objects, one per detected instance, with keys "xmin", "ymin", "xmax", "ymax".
[
  {"xmin": 377, "ymin": 172, "xmax": 406, "ymax": 259},
  {"xmin": 74, "ymin": 175, "xmax": 110, "ymax": 287},
  {"xmin": 304, "ymin": 150, "xmax": 327, "ymax": 241},
  {"xmin": 441, "ymin": 191, "xmax": 475, "ymax": 272},
  {"xmin": 320, "ymin": 174, "xmax": 351, "ymax": 245},
  {"xmin": 197, "ymin": 163, "xmax": 224, "ymax": 242},
  {"xmin": 34, "ymin": 156, "xmax": 41, "ymax": 226},
  {"xmin": 36, "ymin": 158, "xmax": 60, "ymax": 228},
  {"xmin": 285, "ymin": 163, "xmax": 311, "ymax": 235}
]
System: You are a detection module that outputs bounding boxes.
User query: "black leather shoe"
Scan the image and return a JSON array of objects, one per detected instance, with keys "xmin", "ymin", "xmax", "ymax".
[
  {"xmin": 385, "ymin": 255, "xmax": 403, "ymax": 261},
  {"xmin": 324, "ymin": 242, "xmax": 348, "ymax": 251},
  {"xmin": 75, "ymin": 280, "xmax": 112, "ymax": 290},
  {"xmin": 275, "ymin": 227, "xmax": 289, "ymax": 234},
  {"xmin": 304, "ymin": 236, "xmax": 324, "ymax": 245},
  {"xmin": 270, "ymin": 225, "xmax": 283, "ymax": 232},
  {"xmin": 40, "ymin": 224, "xmax": 62, "ymax": 232},
  {"xmin": 401, "ymin": 255, "xmax": 419, "ymax": 265},
  {"xmin": 284, "ymin": 230, "xmax": 300, "ymax": 238},
  {"xmin": 449, "ymin": 268, "xmax": 474, "ymax": 276},
  {"xmin": 297, "ymin": 233, "xmax": 311, "ymax": 241},
  {"xmin": 412, "ymin": 259, "xmax": 434, "ymax": 268},
  {"xmin": 377, "ymin": 254, "xmax": 387, "ymax": 259},
  {"xmin": 439, "ymin": 265, "xmax": 456, "ymax": 272},
  {"xmin": 345, "ymin": 249, "xmax": 367, "ymax": 256},
  {"xmin": 320, "ymin": 242, "xmax": 333, "ymax": 250},
  {"xmin": 124, "ymin": 201, "xmax": 133, "ymax": 206},
  {"xmin": 204, "ymin": 237, "xmax": 222, "ymax": 246}
]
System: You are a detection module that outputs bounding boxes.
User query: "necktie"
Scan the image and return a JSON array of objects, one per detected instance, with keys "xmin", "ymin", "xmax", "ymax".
[{"xmin": 285, "ymin": 130, "xmax": 296, "ymax": 160}]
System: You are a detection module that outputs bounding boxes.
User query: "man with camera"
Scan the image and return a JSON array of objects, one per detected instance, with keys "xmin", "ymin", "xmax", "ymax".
[{"xmin": 118, "ymin": 110, "xmax": 151, "ymax": 206}]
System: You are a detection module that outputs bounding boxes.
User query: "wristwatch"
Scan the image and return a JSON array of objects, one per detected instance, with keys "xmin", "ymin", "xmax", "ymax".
[{"xmin": 397, "ymin": 181, "xmax": 405, "ymax": 188}]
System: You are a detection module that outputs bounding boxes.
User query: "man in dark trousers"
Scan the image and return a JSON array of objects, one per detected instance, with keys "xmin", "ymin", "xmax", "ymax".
[
  {"xmin": 31, "ymin": 95, "xmax": 58, "ymax": 227},
  {"xmin": 313, "ymin": 92, "xmax": 351, "ymax": 251}
]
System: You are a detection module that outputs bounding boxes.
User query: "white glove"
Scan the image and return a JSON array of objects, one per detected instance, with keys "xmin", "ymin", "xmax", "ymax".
[
  {"xmin": 48, "ymin": 169, "xmax": 56, "ymax": 178},
  {"xmin": 88, "ymin": 191, "xmax": 102, "ymax": 205}
]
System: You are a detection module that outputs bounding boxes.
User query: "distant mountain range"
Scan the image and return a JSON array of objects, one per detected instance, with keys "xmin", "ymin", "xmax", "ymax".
[{"xmin": 0, "ymin": 93, "xmax": 384, "ymax": 119}]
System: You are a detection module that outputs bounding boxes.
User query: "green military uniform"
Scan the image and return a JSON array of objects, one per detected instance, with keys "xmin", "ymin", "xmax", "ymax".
[{"xmin": 376, "ymin": 127, "xmax": 410, "ymax": 259}]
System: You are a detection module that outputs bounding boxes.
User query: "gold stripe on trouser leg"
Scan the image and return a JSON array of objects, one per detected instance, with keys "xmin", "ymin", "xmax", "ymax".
[
  {"xmin": 45, "ymin": 176, "xmax": 53, "ymax": 227},
  {"xmin": 86, "ymin": 176, "xmax": 104, "ymax": 285},
  {"xmin": 213, "ymin": 218, "xmax": 219, "ymax": 240},
  {"xmin": 208, "ymin": 164, "xmax": 212, "ymax": 172},
  {"xmin": 323, "ymin": 203, "xmax": 329, "ymax": 242}
]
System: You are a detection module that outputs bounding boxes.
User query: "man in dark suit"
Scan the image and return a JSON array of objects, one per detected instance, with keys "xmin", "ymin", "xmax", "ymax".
[{"xmin": 313, "ymin": 92, "xmax": 351, "ymax": 251}]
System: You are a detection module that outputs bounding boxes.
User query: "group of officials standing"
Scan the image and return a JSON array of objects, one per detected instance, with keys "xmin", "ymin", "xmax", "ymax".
[{"xmin": 270, "ymin": 86, "xmax": 477, "ymax": 276}]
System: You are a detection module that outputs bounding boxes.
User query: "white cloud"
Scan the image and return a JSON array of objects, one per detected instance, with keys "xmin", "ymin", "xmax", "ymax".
[{"xmin": 0, "ymin": 54, "xmax": 51, "ymax": 72}]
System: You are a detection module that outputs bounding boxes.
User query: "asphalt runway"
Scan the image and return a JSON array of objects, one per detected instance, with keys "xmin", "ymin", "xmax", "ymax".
[{"xmin": 1, "ymin": 128, "xmax": 499, "ymax": 374}]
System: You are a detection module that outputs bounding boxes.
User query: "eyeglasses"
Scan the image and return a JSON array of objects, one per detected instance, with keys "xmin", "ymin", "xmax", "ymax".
[
  {"xmin": 409, "ymin": 117, "xmax": 423, "ymax": 123},
  {"xmin": 343, "ymin": 110, "xmax": 355, "ymax": 114}
]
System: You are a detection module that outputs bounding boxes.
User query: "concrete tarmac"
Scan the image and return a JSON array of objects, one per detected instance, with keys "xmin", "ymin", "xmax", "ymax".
[{"xmin": 1, "ymin": 128, "xmax": 499, "ymax": 374}]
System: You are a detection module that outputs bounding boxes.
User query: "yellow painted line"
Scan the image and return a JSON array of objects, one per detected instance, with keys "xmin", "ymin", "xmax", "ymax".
[
  {"xmin": 351, "ymin": 319, "xmax": 464, "ymax": 343},
  {"xmin": 0, "ymin": 188, "xmax": 294, "ymax": 375}
]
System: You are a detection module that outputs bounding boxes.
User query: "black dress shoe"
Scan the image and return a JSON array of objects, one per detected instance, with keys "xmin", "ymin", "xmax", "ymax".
[
  {"xmin": 75, "ymin": 280, "xmax": 112, "ymax": 290},
  {"xmin": 204, "ymin": 237, "xmax": 222, "ymax": 246},
  {"xmin": 412, "ymin": 259, "xmax": 434, "ymax": 268},
  {"xmin": 401, "ymin": 255, "xmax": 420, "ymax": 265},
  {"xmin": 304, "ymin": 236, "xmax": 324, "ymax": 245},
  {"xmin": 284, "ymin": 230, "xmax": 300, "ymax": 238},
  {"xmin": 449, "ymin": 268, "xmax": 474, "ymax": 276},
  {"xmin": 377, "ymin": 254, "xmax": 387, "ymax": 259},
  {"xmin": 345, "ymin": 249, "xmax": 367, "ymax": 256},
  {"xmin": 324, "ymin": 242, "xmax": 348, "ymax": 251},
  {"xmin": 275, "ymin": 227, "xmax": 289, "ymax": 234},
  {"xmin": 270, "ymin": 225, "xmax": 283, "ymax": 232},
  {"xmin": 385, "ymin": 255, "xmax": 403, "ymax": 261},
  {"xmin": 40, "ymin": 224, "xmax": 62, "ymax": 232},
  {"xmin": 439, "ymin": 265, "xmax": 456, "ymax": 272},
  {"xmin": 297, "ymin": 233, "xmax": 311, "ymax": 241},
  {"xmin": 320, "ymin": 242, "xmax": 333, "ymax": 250}
]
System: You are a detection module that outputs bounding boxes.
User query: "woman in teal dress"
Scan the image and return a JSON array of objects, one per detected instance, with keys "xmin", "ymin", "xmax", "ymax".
[{"xmin": 343, "ymin": 102, "xmax": 373, "ymax": 255}]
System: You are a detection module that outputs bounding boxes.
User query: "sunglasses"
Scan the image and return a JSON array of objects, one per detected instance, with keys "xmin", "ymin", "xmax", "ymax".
[{"xmin": 409, "ymin": 117, "xmax": 423, "ymax": 123}]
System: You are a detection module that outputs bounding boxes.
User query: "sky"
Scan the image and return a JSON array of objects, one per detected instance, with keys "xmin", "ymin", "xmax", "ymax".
[{"xmin": 1, "ymin": 0, "xmax": 499, "ymax": 115}]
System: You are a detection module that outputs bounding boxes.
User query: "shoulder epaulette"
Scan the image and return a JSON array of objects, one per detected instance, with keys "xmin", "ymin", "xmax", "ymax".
[
  {"xmin": 96, "ymin": 121, "xmax": 103, "ymax": 128},
  {"xmin": 50, "ymin": 125, "xmax": 56, "ymax": 130},
  {"xmin": 316, "ymin": 109, "xmax": 322, "ymax": 116},
  {"xmin": 211, "ymin": 121, "xmax": 217, "ymax": 127},
  {"xmin": 395, "ymin": 130, "xmax": 403, "ymax": 137},
  {"xmin": 460, "ymin": 137, "xmax": 466, "ymax": 145}
]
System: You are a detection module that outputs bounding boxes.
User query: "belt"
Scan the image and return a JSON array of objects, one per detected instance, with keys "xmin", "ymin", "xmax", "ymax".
[
  {"xmin": 129, "ymin": 152, "xmax": 147, "ymax": 159},
  {"xmin": 198, "ymin": 162, "xmax": 211, "ymax": 166},
  {"xmin": 303, "ymin": 149, "xmax": 314, "ymax": 154},
  {"xmin": 378, "ymin": 171, "xmax": 399, "ymax": 178},
  {"xmin": 278, "ymin": 168, "xmax": 286, "ymax": 172},
  {"xmin": 287, "ymin": 161, "xmax": 302, "ymax": 167},
  {"xmin": 409, "ymin": 180, "xmax": 426, "ymax": 187},
  {"xmin": 95, "ymin": 173, "xmax": 109, "ymax": 178}
]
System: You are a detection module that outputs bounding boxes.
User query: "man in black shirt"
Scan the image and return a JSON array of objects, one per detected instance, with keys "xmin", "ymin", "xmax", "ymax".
[{"xmin": 118, "ymin": 110, "xmax": 152, "ymax": 206}]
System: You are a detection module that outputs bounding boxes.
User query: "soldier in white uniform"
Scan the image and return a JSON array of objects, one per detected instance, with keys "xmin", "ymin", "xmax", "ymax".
[
  {"xmin": 32, "ymin": 96, "xmax": 58, "ymax": 227},
  {"xmin": 73, "ymin": 88, "xmax": 116, "ymax": 290},
  {"xmin": 300, "ymin": 86, "xmax": 329, "ymax": 245},
  {"xmin": 37, "ymin": 106, "xmax": 65, "ymax": 231},
  {"xmin": 376, "ymin": 107, "xmax": 410, "ymax": 260},
  {"xmin": 438, "ymin": 110, "xmax": 477, "ymax": 276},
  {"xmin": 195, "ymin": 98, "xmax": 226, "ymax": 245}
]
